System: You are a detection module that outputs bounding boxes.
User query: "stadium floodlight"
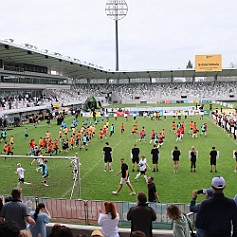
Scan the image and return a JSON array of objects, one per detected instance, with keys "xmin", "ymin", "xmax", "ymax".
[{"xmin": 105, "ymin": 0, "xmax": 128, "ymax": 71}]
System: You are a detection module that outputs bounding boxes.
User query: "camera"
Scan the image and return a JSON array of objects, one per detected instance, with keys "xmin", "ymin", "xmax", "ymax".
[{"xmin": 197, "ymin": 189, "xmax": 203, "ymax": 194}]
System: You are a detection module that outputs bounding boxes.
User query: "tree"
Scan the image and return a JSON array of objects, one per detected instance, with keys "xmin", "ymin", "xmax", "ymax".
[{"xmin": 186, "ymin": 60, "xmax": 193, "ymax": 69}]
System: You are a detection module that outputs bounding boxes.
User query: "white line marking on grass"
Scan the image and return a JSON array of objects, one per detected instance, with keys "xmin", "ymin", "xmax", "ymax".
[{"xmin": 61, "ymin": 140, "xmax": 124, "ymax": 198}]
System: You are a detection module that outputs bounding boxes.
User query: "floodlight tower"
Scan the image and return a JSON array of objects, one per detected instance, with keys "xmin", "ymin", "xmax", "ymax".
[{"xmin": 105, "ymin": 0, "xmax": 128, "ymax": 71}]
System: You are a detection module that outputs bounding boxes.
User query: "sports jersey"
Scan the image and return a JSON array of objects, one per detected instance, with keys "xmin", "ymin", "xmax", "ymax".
[
  {"xmin": 139, "ymin": 158, "xmax": 147, "ymax": 171},
  {"xmin": 17, "ymin": 167, "xmax": 24, "ymax": 179}
]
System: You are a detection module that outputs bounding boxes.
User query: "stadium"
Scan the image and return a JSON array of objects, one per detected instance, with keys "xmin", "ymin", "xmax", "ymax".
[{"xmin": 1, "ymin": 2, "xmax": 237, "ymax": 236}]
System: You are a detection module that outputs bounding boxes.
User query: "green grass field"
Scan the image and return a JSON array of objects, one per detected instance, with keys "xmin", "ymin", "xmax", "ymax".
[{"xmin": 1, "ymin": 110, "xmax": 237, "ymax": 204}]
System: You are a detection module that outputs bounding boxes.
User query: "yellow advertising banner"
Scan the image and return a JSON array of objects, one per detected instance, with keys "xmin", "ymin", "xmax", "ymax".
[{"xmin": 195, "ymin": 54, "xmax": 222, "ymax": 72}]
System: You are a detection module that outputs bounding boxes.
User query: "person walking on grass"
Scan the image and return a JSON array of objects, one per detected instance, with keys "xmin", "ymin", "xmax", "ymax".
[
  {"xmin": 103, "ymin": 142, "xmax": 113, "ymax": 172},
  {"xmin": 112, "ymin": 159, "xmax": 136, "ymax": 196}
]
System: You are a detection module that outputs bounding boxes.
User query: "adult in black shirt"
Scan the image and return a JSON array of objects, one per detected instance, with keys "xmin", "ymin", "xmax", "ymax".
[
  {"xmin": 210, "ymin": 146, "xmax": 218, "ymax": 172},
  {"xmin": 151, "ymin": 144, "xmax": 159, "ymax": 172},
  {"xmin": 112, "ymin": 159, "xmax": 136, "ymax": 195},
  {"xmin": 127, "ymin": 192, "xmax": 156, "ymax": 237},
  {"xmin": 102, "ymin": 142, "xmax": 113, "ymax": 172},
  {"xmin": 147, "ymin": 176, "xmax": 160, "ymax": 203},
  {"xmin": 172, "ymin": 146, "xmax": 181, "ymax": 173},
  {"xmin": 131, "ymin": 144, "xmax": 140, "ymax": 172}
]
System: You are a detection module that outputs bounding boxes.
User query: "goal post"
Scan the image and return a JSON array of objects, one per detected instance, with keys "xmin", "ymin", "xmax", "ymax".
[{"xmin": 0, "ymin": 154, "xmax": 81, "ymax": 199}]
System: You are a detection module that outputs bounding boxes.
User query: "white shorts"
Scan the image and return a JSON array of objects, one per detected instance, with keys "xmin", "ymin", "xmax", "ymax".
[{"xmin": 120, "ymin": 177, "xmax": 130, "ymax": 185}]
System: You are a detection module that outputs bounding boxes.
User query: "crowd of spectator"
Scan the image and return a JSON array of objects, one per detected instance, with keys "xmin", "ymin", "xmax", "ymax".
[
  {"xmin": 1, "ymin": 81, "xmax": 237, "ymax": 111},
  {"xmin": 1, "ymin": 175, "xmax": 237, "ymax": 237},
  {"xmin": 160, "ymin": 81, "xmax": 237, "ymax": 100},
  {"xmin": 0, "ymin": 188, "xmax": 156, "ymax": 237}
]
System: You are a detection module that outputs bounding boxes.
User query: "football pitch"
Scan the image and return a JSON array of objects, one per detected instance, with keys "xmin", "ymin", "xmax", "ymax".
[{"xmin": 0, "ymin": 111, "xmax": 237, "ymax": 204}]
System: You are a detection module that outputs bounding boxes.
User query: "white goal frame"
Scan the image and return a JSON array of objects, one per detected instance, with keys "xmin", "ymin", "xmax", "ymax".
[{"xmin": 0, "ymin": 154, "xmax": 81, "ymax": 199}]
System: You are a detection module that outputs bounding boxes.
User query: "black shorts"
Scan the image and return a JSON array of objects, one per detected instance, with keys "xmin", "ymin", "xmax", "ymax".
[
  {"xmin": 152, "ymin": 157, "xmax": 158, "ymax": 164},
  {"xmin": 210, "ymin": 159, "xmax": 216, "ymax": 165},
  {"xmin": 104, "ymin": 157, "xmax": 112, "ymax": 163},
  {"xmin": 173, "ymin": 158, "xmax": 179, "ymax": 161},
  {"xmin": 132, "ymin": 157, "xmax": 139, "ymax": 164},
  {"xmin": 140, "ymin": 170, "xmax": 146, "ymax": 175},
  {"xmin": 19, "ymin": 178, "xmax": 24, "ymax": 183}
]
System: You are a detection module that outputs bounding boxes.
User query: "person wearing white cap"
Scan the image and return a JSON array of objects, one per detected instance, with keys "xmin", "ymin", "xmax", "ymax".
[{"xmin": 195, "ymin": 176, "xmax": 237, "ymax": 237}]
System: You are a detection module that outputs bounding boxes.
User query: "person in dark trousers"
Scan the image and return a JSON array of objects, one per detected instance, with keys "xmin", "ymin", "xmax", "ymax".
[
  {"xmin": 147, "ymin": 176, "xmax": 160, "ymax": 203},
  {"xmin": 172, "ymin": 146, "xmax": 181, "ymax": 173},
  {"xmin": 127, "ymin": 192, "xmax": 156, "ymax": 237},
  {"xmin": 195, "ymin": 176, "xmax": 237, "ymax": 237},
  {"xmin": 209, "ymin": 146, "xmax": 218, "ymax": 172},
  {"xmin": 150, "ymin": 144, "xmax": 159, "ymax": 172}
]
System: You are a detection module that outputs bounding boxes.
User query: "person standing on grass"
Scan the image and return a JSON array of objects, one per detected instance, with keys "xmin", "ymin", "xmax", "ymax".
[
  {"xmin": 103, "ymin": 142, "xmax": 113, "ymax": 172},
  {"xmin": 172, "ymin": 146, "xmax": 181, "ymax": 173},
  {"xmin": 131, "ymin": 144, "xmax": 140, "ymax": 172},
  {"xmin": 112, "ymin": 159, "xmax": 136, "ymax": 195},
  {"xmin": 29, "ymin": 203, "xmax": 51, "ymax": 237},
  {"xmin": 151, "ymin": 144, "xmax": 159, "ymax": 172},
  {"xmin": 147, "ymin": 176, "xmax": 160, "ymax": 203},
  {"xmin": 210, "ymin": 146, "xmax": 218, "ymax": 173},
  {"xmin": 189, "ymin": 146, "xmax": 197, "ymax": 172},
  {"xmin": 234, "ymin": 150, "xmax": 237, "ymax": 173},
  {"xmin": 16, "ymin": 163, "xmax": 32, "ymax": 187},
  {"xmin": 120, "ymin": 123, "xmax": 125, "ymax": 134}
]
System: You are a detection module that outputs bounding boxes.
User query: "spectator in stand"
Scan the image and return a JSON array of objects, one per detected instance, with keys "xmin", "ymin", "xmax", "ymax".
[
  {"xmin": 167, "ymin": 205, "xmax": 191, "ymax": 237},
  {"xmin": 48, "ymin": 224, "xmax": 73, "ymax": 237},
  {"xmin": 0, "ymin": 221, "xmax": 20, "ymax": 237},
  {"xmin": 190, "ymin": 188, "xmax": 213, "ymax": 237},
  {"xmin": 91, "ymin": 229, "xmax": 104, "ymax": 237},
  {"xmin": 131, "ymin": 231, "xmax": 147, "ymax": 237},
  {"xmin": 127, "ymin": 192, "xmax": 156, "ymax": 237},
  {"xmin": 29, "ymin": 203, "xmax": 51, "ymax": 237},
  {"xmin": 20, "ymin": 229, "xmax": 32, "ymax": 237},
  {"xmin": 98, "ymin": 201, "xmax": 119, "ymax": 237},
  {"xmin": 195, "ymin": 176, "xmax": 237, "ymax": 237},
  {"xmin": 0, "ymin": 187, "xmax": 35, "ymax": 230}
]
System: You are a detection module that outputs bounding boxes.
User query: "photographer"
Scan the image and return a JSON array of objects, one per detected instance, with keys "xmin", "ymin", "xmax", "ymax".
[
  {"xmin": 190, "ymin": 189, "xmax": 213, "ymax": 213},
  {"xmin": 190, "ymin": 189, "xmax": 212, "ymax": 237}
]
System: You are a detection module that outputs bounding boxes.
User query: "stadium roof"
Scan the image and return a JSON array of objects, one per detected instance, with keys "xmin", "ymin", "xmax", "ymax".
[{"xmin": 1, "ymin": 40, "xmax": 237, "ymax": 81}]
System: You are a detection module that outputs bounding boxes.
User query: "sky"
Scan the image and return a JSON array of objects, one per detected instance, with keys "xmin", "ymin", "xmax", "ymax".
[{"xmin": 0, "ymin": 0, "xmax": 237, "ymax": 71}]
